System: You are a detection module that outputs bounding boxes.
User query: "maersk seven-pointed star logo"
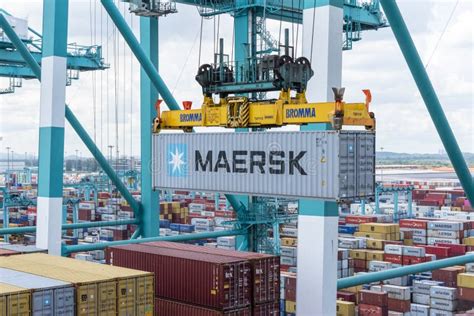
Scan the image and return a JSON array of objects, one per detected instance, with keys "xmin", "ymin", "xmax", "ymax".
[{"xmin": 167, "ymin": 143, "xmax": 188, "ymax": 177}]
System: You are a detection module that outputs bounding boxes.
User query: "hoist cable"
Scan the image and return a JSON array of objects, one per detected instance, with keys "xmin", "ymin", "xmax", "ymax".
[
  {"xmin": 198, "ymin": 16, "xmax": 204, "ymax": 67},
  {"xmin": 309, "ymin": 0, "xmax": 317, "ymax": 64}
]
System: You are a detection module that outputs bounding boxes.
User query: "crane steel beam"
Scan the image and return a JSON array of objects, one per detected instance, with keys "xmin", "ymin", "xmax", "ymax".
[
  {"xmin": 379, "ymin": 0, "xmax": 473, "ymax": 204},
  {"xmin": 0, "ymin": 13, "xmax": 141, "ymax": 216},
  {"xmin": 63, "ymin": 228, "xmax": 248, "ymax": 254},
  {"xmin": 338, "ymin": 254, "xmax": 474, "ymax": 289}
]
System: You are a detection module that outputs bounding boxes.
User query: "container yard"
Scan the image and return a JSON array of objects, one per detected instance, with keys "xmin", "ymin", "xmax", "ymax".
[{"xmin": 0, "ymin": 0, "xmax": 473, "ymax": 315}]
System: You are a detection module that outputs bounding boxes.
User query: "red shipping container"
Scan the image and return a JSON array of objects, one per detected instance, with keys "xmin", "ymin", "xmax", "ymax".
[
  {"xmin": 402, "ymin": 256, "xmax": 426, "ymax": 265},
  {"xmin": 383, "ymin": 254, "xmax": 403, "ymax": 265},
  {"xmin": 353, "ymin": 259, "xmax": 367, "ymax": 269},
  {"xmin": 106, "ymin": 244, "xmax": 251, "ymax": 310},
  {"xmin": 358, "ymin": 304, "xmax": 388, "ymax": 316},
  {"xmin": 252, "ymin": 301, "xmax": 279, "ymax": 316},
  {"xmin": 423, "ymin": 245, "xmax": 451, "ymax": 258},
  {"xmin": 337, "ymin": 291, "xmax": 356, "ymax": 303},
  {"xmin": 399, "ymin": 219, "xmax": 428, "ymax": 229},
  {"xmin": 284, "ymin": 275, "xmax": 297, "ymax": 302},
  {"xmin": 78, "ymin": 208, "xmax": 93, "ymax": 221},
  {"xmin": 354, "ymin": 267, "xmax": 368, "ymax": 273},
  {"xmin": 0, "ymin": 249, "xmax": 17, "ymax": 256},
  {"xmin": 432, "ymin": 266, "xmax": 465, "ymax": 286},
  {"xmin": 387, "ymin": 298, "xmax": 411, "ymax": 312},
  {"xmin": 458, "ymin": 287, "xmax": 474, "ymax": 302},
  {"xmin": 155, "ymin": 298, "xmax": 251, "ymax": 316},
  {"xmin": 435, "ymin": 243, "xmax": 467, "ymax": 256},
  {"xmin": 145, "ymin": 241, "xmax": 280, "ymax": 304},
  {"xmin": 345, "ymin": 215, "xmax": 377, "ymax": 224},
  {"xmin": 358, "ymin": 290, "xmax": 388, "ymax": 306}
]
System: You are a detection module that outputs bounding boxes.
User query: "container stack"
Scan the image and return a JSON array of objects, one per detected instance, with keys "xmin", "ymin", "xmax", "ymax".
[
  {"xmin": 0, "ymin": 282, "xmax": 31, "ymax": 315},
  {"xmin": 159, "ymin": 201, "xmax": 189, "ymax": 224},
  {"xmin": 106, "ymin": 242, "xmax": 280, "ymax": 315},
  {"xmin": 280, "ymin": 271, "xmax": 296, "ymax": 315},
  {"xmin": 0, "ymin": 253, "xmax": 154, "ymax": 315},
  {"xmin": 279, "ymin": 223, "xmax": 298, "ymax": 270}
]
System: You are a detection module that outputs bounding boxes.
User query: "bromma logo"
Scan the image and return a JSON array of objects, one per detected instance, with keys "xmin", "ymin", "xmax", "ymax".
[
  {"xmin": 285, "ymin": 108, "xmax": 316, "ymax": 118},
  {"xmin": 179, "ymin": 113, "xmax": 202, "ymax": 122}
]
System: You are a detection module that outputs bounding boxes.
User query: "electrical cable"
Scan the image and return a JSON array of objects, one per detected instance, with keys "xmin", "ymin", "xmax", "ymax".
[
  {"xmin": 425, "ymin": 0, "xmax": 460, "ymax": 69},
  {"xmin": 309, "ymin": 0, "xmax": 317, "ymax": 64}
]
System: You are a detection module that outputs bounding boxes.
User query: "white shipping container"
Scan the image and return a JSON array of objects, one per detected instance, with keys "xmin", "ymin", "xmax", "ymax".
[
  {"xmin": 427, "ymin": 230, "xmax": 463, "ymax": 239},
  {"xmin": 281, "ymin": 227, "xmax": 298, "ymax": 238},
  {"xmin": 429, "ymin": 309, "xmax": 453, "ymax": 316},
  {"xmin": 369, "ymin": 261, "xmax": 392, "ymax": 271},
  {"xmin": 400, "ymin": 228, "xmax": 427, "ymax": 237},
  {"xmin": 217, "ymin": 245, "xmax": 235, "ymax": 250},
  {"xmin": 191, "ymin": 218, "xmax": 215, "ymax": 226},
  {"xmin": 153, "ymin": 131, "xmax": 375, "ymax": 199},
  {"xmin": 430, "ymin": 298, "xmax": 457, "ymax": 312},
  {"xmin": 413, "ymin": 236, "xmax": 427, "ymax": 244},
  {"xmin": 338, "ymin": 238, "xmax": 360, "ymax": 249},
  {"xmin": 412, "ymin": 293, "xmax": 431, "ymax": 305},
  {"xmin": 402, "ymin": 246, "xmax": 426, "ymax": 257},
  {"xmin": 281, "ymin": 246, "xmax": 297, "ymax": 258},
  {"xmin": 413, "ymin": 280, "xmax": 444, "ymax": 295},
  {"xmin": 427, "ymin": 237, "xmax": 460, "ymax": 245},
  {"xmin": 429, "ymin": 286, "xmax": 457, "ymax": 300},
  {"xmin": 381, "ymin": 285, "xmax": 411, "ymax": 300},
  {"xmin": 217, "ymin": 236, "xmax": 236, "ymax": 247},
  {"xmin": 410, "ymin": 304, "xmax": 430, "ymax": 316},
  {"xmin": 384, "ymin": 244, "xmax": 403, "ymax": 255},
  {"xmin": 465, "ymin": 262, "xmax": 474, "ymax": 273},
  {"xmin": 427, "ymin": 221, "xmax": 462, "ymax": 231}
]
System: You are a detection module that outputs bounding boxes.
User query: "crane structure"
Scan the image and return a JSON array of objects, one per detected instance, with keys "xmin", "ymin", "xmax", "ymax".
[{"xmin": 0, "ymin": 9, "xmax": 108, "ymax": 94}]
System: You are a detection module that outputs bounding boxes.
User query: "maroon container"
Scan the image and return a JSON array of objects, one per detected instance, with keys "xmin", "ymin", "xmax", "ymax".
[
  {"xmin": 144, "ymin": 241, "xmax": 280, "ymax": 304},
  {"xmin": 283, "ymin": 274, "xmax": 296, "ymax": 302},
  {"xmin": 459, "ymin": 287, "xmax": 474, "ymax": 302},
  {"xmin": 155, "ymin": 298, "xmax": 251, "ymax": 316},
  {"xmin": 252, "ymin": 301, "xmax": 279, "ymax": 316},
  {"xmin": 106, "ymin": 244, "xmax": 251, "ymax": 310},
  {"xmin": 387, "ymin": 298, "xmax": 411, "ymax": 312},
  {"xmin": 337, "ymin": 291, "xmax": 356, "ymax": 303},
  {"xmin": 358, "ymin": 290, "xmax": 388, "ymax": 307},
  {"xmin": 358, "ymin": 304, "xmax": 388, "ymax": 316}
]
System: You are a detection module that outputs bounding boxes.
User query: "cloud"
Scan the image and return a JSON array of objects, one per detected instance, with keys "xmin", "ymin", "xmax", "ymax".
[{"xmin": 0, "ymin": 0, "xmax": 472, "ymax": 158}]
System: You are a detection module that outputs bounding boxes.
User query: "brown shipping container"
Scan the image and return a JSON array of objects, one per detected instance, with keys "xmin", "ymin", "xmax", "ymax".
[
  {"xmin": 155, "ymin": 298, "xmax": 251, "ymax": 316},
  {"xmin": 144, "ymin": 241, "xmax": 280, "ymax": 304},
  {"xmin": 358, "ymin": 290, "xmax": 388, "ymax": 307},
  {"xmin": 358, "ymin": 304, "xmax": 388, "ymax": 316},
  {"xmin": 10, "ymin": 253, "xmax": 155, "ymax": 316},
  {"xmin": 106, "ymin": 244, "xmax": 251, "ymax": 310},
  {"xmin": 459, "ymin": 287, "xmax": 474, "ymax": 301},
  {"xmin": 284, "ymin": 274, "xmax": 297, "ymax": 302},
  {"xmin": 252, "ymin": 301, "xmax": 280, "ymax": 316},
  {"xmin": 0, "ymin": 282, "xmax": 31, "ymax": 315},
  {"xmin": 387, "ymin": 298, "xmax": 411, "ymax": 312}
]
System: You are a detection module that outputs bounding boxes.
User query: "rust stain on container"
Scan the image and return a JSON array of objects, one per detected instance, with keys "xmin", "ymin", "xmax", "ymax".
[
  {"xmin": 106, "ymin": 244, "xmax": 252, "ymax": 310},
  {"xmin": 155, "ymin": 297, "xmax": 252, "ymax": 316},
  {"xmin": 144, "ymin": 241, "xmax": 280, "ymax": 304}
]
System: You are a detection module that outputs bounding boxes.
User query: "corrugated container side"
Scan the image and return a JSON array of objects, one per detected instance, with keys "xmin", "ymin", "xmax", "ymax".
[
  {"xmin": 13, "ymin": 253, "xmax": 154, "ymax": 315},
  {"xmin": 252, "ymin": 301, "xmax": 280, "ymax": 315},
  {"xmin": 0, "ymin": 267, "xmax": 75, "ymax": 315},
  {"xmin": 136, "ymin": 275, "xmax": 155, "ymax": 316},
  {"xmin": 106, "ymin": 244, "xmax": 251, "ymax": 310},
  {"xmin": 144, "ymin": 241, "xmax": 280, "ymax": 304},
  {"xmin": 0, "ymin": 256, "xmax": 116, "ymax": 315},
  {"xmin": 0, "ymin": 282, "xmax": 31, "ymax": 316},
  {"xmin": 153, "ymin": 131, "xmax": 375, "ymax": 199},
  {"xmin": 155, "ymin": 297, "xmax": 252, "ymax": 316}
]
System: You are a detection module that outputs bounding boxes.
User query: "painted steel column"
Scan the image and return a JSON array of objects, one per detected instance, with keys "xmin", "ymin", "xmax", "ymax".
[
  {"xmin": 375, "ymin": 186, "xmax": 380, "ymax": 214},
  {"xmin": 302, "ymin": 0, "xmax": 343, "ymax": 101},
  {"xmin": 233, "ymin": 9, "xmax": 251, "ymax": 251},
  {"xmin": 36, "ymin": 0, "xmax": 69, "ymax": 255},
  {"xmin": 298, "ymin": 2, "xmax": 342, "ymax": 301},
  {"xmin": 408, "ymin": 190, "xmax": 413, "ymax": 218},
  {"xmin": 393, "ymin": 191, "xmax": 399, "ymax": 222},
  {"xmin": 140, "ymin": 16, "xmax": 160, "ymax": 238},
  {"xmin": 380, "ymin": 0, "xmax": 474, "ymax": 204},
  {"xmin": 361, "ymin": 199, "xmax": 366, "ymax": 215}
]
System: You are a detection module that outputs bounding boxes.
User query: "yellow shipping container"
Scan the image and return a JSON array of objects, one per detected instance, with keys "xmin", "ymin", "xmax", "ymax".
[
  {"xmin": 281, "ymin": 237, "xmax": 297, "ymax": 247},
  {"xmin": 285, "ymin": 300, "xmax": 296, "ymax": 313},
  {"xmin": 403, "ymin": 239, "xmax": 414, "ymax": 246},
  {"xmin": 349, "ymin": 250, "xmax": 367, "ymax": 260},
  {"xmin": 359, "ymin": 223, "xmax": 397, "ymax": 234},
  {"xmin": 0, "ymin": 255, "xmax": 114, "ymax": 315},
  {"xmin": 354, "ymin": 232, "xmax": 391, "ymax": 240},
  {"xmin": 11, "ymin": 253, "xmax": 155, "ymax": 316},
  {"xmin": 463, "ymin": 237, "xmax": 474, "ymax": 246},
  {"xmin": 366, "ymin": 239, "xmax": 384, "ymax": 250},
  {"xmin": 458, "ymin": 273, "xmax": 474, "ymax": 289},
  {"xmin": 365, "ymin": 250, "xmax": 384, "ymax": 262},
  {"xmin": 0, "ymin": 282, "xmax": 31, "ymax": 316},
  {"xmin": 337, "ymin": 300, "xmax": 355, "ymax": 316}
]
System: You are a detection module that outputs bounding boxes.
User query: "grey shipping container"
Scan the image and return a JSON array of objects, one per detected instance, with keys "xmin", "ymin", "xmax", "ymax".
[
  {"xmin": 0, "ymin": 267, "xmax": 75, "ymax": 315},
  {"xmin": 143, "ymin": 241, "xmax": 280, "ymax": 304},
  {"xmin": 106, "ymin": 244, "xmax": 252, "ymax": 310},
  {"xmin": 152, "ymin": 131, "xmax": 375, "ymax": 200}
]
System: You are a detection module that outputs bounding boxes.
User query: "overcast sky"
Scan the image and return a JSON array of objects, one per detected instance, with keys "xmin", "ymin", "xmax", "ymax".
[{"xmin": 0, "ymin": 0, "xmax": 472, "ymax": 159}]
